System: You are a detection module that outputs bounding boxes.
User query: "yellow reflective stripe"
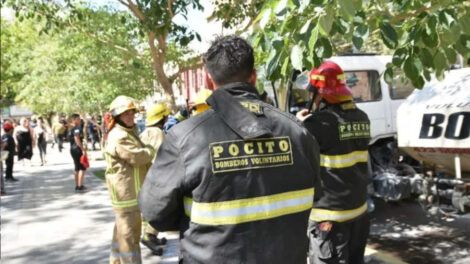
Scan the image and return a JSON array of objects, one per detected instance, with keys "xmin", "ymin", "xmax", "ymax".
[
  {"xmin": 320, "ymin": 150, "xmax": 368, "ymax": 169},
  {"xmin": 105, "ymin": 153, "xmax": 115, "ymax": 174},
  {"xmin": 112, "ymin": 199, "xmax": 138, "ymax": 208},
  {"xmin": 134, "ymin": 167, "xmax": 140, "ymax": 195},
  {"xmin": 310, "ymin": 202, "xmax": 367, "ymax": 222},
  {"xmin": 184, "ymin": 188, "xmax": 314, "ymax": 226},
  {"xmin": 184, "ymin": 197, "xmax": 193, "ymax": 216},
  {"xmin": 337, "ymin": 73, "xmax": 346, "ymax": 80},
  {"xmin": 311, "ymin": 74, "xmax": 325, "ymax": 81}
]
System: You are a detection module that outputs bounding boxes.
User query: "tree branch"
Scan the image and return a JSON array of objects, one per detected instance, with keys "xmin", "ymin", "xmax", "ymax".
[
  {"xmin": 125, "ymin": 0, "xmax": 146, "ymax": 22},
  {"xmin": 67, "ymin": 18, "xmax": 150, "ymax": 64},
  {"xmin": 117, "ymin": 0, "xmax": 129, "ymax": 8}
]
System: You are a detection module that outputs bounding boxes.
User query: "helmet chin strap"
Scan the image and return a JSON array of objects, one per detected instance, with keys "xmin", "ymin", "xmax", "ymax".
[
  {"xmin": 116, "ymin": 118, "xmax": 134, "ymax": 129},
  {"xmin": 306, "ymin": 83, "xmax": 318, "ymax": 113}
]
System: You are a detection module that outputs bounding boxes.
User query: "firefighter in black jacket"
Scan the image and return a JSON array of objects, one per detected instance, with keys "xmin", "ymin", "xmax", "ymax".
[
  {"xmin": 139, "ymin": 35, "xmax": 322, "ymax": 264},
  {"xmin": 296, "ymin": 61, "xmax": 371, "ymax": 264}
]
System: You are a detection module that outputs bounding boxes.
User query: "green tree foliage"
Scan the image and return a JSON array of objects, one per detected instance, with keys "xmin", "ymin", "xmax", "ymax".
[
  {"xmin": 1, "ymin": 15, "xmax": 154, "ymax": 115},
  {"xmin": 225, "ymin": 0, "xmax": 470, "ymax": 88},
  {"xmin": 4, "ymin": 0, "xmax": 204, "ymax": 106}
]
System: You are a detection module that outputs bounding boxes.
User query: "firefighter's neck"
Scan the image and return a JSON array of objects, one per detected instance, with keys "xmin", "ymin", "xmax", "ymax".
[{"xmin": 205, "ymin": 71, "xmax": 257, "ymax": 90}]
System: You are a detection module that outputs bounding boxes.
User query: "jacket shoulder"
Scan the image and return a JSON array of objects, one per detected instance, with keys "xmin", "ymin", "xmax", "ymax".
[
  {"xmin": 166, "ymin": 110, "xmax": 215, "ymax": 141},
  {"xmin": 107, "ymin": 127, "xmax": 129, "ymax": 142}
]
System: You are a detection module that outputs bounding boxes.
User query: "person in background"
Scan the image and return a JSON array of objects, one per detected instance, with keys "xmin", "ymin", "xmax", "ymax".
[
  {"xmin": 14, "ymin": 118, "xmax": 35, "ymax": 166},
  {"xmin": 69, "ymin": 114, "xmax": 87, "ymax": 193},
  {"xmin": 52, "ymin": 117, "xmax": 67, "ymax": 152},
  {"xmin": 162, "ymin": 107, "xmax": 188, "ymax": 134},
  {"xmin": 88, "ymin": 116, "xmax": 100, "ymax": 151},
  {"xmin": 139, "ymin": 102, "xmax": 170, "ymax": 254},
  {"xmin": 191, "ymin": 89, "xmax": 212, "ymax": 116},
  {"xmin": 35, "ymin": 117, "xmax": 48, "ymax": 166},
  {"xmin": 2, "ymin": 121, "xmax": 17, "ymax": 183}
]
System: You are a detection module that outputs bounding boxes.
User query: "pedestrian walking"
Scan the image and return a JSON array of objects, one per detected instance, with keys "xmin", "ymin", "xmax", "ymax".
[
  {"xmin": 139, "ymin": 35, "xmax": 322, "ymax": 264},
  {"xmin": 69, "ymin": 114, "xmax": 88, "ymax": 192},
  {"xmin": 104, "ymin": 96, "xmax": 156, "ymax": 263},
  {"xmin": 88, "ymin": 116, "xmax": 100, "ymax": 151},
  {"xmin": 14, "ymin": 118, "xmax": 34, "ymax": 166},
  {"xmin": 52, "ymin": 117, "xmax": 66, "ymax": 152},
  {"xmin": 34, "ymin": 117, "xmax": 48, "ymax": 166},
  {"xmin": 296, "ymin": 61, "xmax": 371, "ymax": 264},
  {"xmin": 2, "ymin": 121, "xmax": 17, "ymax": 184},
  {"xmin": 139, "ymin": 102, "xmax": 170, "ymax": 253}
]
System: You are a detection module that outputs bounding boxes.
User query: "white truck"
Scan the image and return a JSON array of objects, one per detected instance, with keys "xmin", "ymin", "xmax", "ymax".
[{"xmin": 265, "ymin": 55, "xmax": 469, "ymax": 213}]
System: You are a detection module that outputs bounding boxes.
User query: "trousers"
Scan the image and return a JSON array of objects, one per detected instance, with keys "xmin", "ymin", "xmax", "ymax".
[
  {"xmin": 109, "ymin": 210, "xmax": 142, "ymax": 264},
  {"xmin": 308, "ymin": 214, "xmax": 369, "ymax": 264}
]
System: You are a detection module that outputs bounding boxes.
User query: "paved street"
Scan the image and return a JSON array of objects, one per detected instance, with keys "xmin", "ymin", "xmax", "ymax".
[
  {"xmin": 2, "ymin": 143, "xmax": 470, "ymax": 264},
  {"xmin": 1, "ymin": 144, "xmax": 179, "ymax": 264}
]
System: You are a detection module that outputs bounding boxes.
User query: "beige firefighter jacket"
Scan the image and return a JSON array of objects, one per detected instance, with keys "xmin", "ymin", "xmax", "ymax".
[
  {"xmin": 139, "ymin": 126, "xmax": 165, "ymax": 160},
  {"xmin": 105, "ymin": 124, "xmax": 155, "ymax": 212}
]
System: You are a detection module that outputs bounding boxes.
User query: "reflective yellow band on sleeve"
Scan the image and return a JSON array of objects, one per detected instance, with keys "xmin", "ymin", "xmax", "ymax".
[
  {"xmin": 310, "ymin": 202, "xmax": 367, "ymax": 222},
  {"xmin": 311, "ymin": 74, "xmax": 325, "ymax": 81},
  {"xmin": 183, "ymin": 188, "xmax": 314, "ymax": 226},
  {"xmin": 320, "ymin": 150, "xmax": 368, "ymax": 169}
]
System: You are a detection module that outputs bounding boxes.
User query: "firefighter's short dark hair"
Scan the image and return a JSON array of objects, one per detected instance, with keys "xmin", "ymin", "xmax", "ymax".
[
  {"xmin": 203, "ymin": 35, "xmax": 254, "ymax": 85},
  {"xmin": 71, "ymin": 113, "xmax": 80, "ymax": 120}
]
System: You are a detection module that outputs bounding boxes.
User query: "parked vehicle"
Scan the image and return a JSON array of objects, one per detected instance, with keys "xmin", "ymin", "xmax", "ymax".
[{"xmin": 266, "ymin": 55, "xmax": 469, "ymax": 214}]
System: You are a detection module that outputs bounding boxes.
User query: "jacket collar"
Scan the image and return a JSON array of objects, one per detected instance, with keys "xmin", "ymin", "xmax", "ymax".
[{"xmin": 206, "ymin": 82, "xmax": 272, "ymax": 139}]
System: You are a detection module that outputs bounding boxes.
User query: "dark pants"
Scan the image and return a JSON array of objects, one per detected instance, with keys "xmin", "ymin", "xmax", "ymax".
[
  {"xmin": 90, "ymin": 133, "xmax": 100, "ymax": 150},
  {"xmin": 55, "ymin": 134, "xmax": 64, "ymax": 152},
  {"xmin": 5, "ymin": 155, "xmax": 14, "ymax": 179},
  {"xmin": 70, "ymin": 147, "xmax": 86, "ymax": 172},
  {"xmin": 308, "ymin": 214, "xmax": 370, "ymax": 264},
  {"xmin": 38, "ymin": 141, "xmax": 47, "ymax": 161}
]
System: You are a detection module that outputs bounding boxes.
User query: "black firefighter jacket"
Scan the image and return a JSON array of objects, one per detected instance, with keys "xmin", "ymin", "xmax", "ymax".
[
  {"xmin": 304, "ymin": 101, "xmax": 371, "ymax": 223},
  {"xmin": 139, "ymin": 82, "xmax": 322, "ymax": 264}
]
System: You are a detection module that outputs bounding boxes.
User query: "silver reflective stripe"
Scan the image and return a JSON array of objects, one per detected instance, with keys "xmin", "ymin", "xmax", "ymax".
[
  {"xmin": 184, "ymin": 188, "xmax": 314, "ymax": 225},
  {"xmin": 193, "ymin": 196, "xmax": 312, "ymax": 219}
]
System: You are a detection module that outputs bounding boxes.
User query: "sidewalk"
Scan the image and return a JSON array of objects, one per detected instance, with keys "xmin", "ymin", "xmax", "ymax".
[{"xmin": 1, "ymin": 144, "xmax": 179, "ymax": 264}]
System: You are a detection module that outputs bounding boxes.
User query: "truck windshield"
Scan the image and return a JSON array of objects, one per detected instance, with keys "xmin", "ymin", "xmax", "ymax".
[
  {"xmin": 390, "ymin": 72, "xmax": 416, "ymax": 99},
  {"xmin": 345, "ymin": 71, "xmax": 382, "ymax": 102}
]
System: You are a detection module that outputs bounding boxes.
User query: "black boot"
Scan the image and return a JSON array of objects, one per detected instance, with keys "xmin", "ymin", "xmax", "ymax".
[{"xmin": 141, "ymin": 233, "xmax": 166, "ymax": 255}]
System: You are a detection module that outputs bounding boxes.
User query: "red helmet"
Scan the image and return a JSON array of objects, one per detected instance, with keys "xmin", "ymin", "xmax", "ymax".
[
  {"xmin": 3, "ymin": 122, "xmax": 13, "ymax": 132},
  {"xmin": 309, "ymin": 61, "xmax": 352, "ymax": 104}
]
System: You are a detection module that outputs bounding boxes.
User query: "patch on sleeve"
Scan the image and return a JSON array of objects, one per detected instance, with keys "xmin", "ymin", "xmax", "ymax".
[
  {"xmin": 73, "ymin": 128, "xmax": 81, "ymax": 135},
  {"xmin": 338, "ymin": 121, "xmax": 370, "ymax": 140},
  {"xmin": 240, "ymin": 101, "xmax": 264, "ymax": 115},
  {"xmin": 209, "ymin": 136, "xmax": 294, "ymax": 173}
]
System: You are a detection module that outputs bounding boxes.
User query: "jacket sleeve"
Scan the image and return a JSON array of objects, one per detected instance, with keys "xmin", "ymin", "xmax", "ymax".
[
  {"xmin": 115, "ymin": 135, "xmax": 155, "ymax": 166},
  {"xmin": 138, "ymin": 134, "xmax": 185, "ymax": 231}
]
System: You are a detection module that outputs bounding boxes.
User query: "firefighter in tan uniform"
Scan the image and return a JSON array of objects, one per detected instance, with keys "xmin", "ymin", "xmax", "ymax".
[
  {"xmin": 139, "ymin": 103, "xmax": 170, "ymax": 252},
  {"xmin": 105, "ymin": 95, "xmax": 155, "ymax": 264}
]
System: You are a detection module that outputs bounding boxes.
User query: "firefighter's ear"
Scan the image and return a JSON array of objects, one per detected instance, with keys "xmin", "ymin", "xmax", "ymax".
[
  {"xmin": 249, "ymin": 70, "xmax": 257, "ymax": 86},
  {"xmin": 205, "ymin": 70, "xmax": 215, "ymax": 90}
]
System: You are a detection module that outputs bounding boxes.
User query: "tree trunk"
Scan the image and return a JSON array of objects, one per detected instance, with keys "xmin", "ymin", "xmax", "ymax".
[{"xmin": 148, "ymin": 31, "xmax": 176, "ymax": 108}]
